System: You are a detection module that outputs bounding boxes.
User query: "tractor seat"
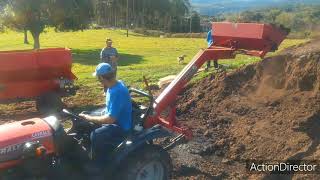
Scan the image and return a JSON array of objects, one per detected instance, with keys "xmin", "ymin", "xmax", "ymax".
[
  {"xmin": 105, "ymin": 103, "xmax": 146, "ymax": 148},
  {"xmin": 131, "ymin": 102, "xmax": 147, "ymax": 134}
]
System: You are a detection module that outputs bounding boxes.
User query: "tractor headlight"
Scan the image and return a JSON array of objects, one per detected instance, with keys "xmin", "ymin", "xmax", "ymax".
[{"xmin": 22, "ymin": 141, "xmax": 47, "ymax": 158}]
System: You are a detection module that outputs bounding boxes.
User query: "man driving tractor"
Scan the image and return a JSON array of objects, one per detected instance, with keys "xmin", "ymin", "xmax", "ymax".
[{"xmin": 79, "ymin": 63, "xmax": 132, "ymax": 165}]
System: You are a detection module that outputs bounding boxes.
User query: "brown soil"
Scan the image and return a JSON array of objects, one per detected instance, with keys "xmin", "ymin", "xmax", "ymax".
[
  {"xmin": 0, "ymin": 101, "xmax": 39, "ymax": 123},
  {"xmin": 172, "ymin": 38, "xmax": 320, "ymax": 179},
  {"xmin": 0, "ymin": 86, "xmax": 105, "ymax": 125}
]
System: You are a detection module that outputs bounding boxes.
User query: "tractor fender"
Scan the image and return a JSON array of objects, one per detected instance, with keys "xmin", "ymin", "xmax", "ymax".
[{"xmin": 112, "ymin": 125, "xmax": 171, "ymax": 165}]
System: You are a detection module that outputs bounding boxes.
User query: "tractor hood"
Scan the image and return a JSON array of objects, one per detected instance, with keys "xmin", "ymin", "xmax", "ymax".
[{"xmin": 0, "ymin": 118, "xmax": 55, "ymax": 165}]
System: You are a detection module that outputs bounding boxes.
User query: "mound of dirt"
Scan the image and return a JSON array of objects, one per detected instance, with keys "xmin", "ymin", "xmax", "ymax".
[
  {"xmin": 173, "ymin": 39, "xmax": 320, "ymax": 179},
  {"xmin": 0, "ymin": 102, "xmax": 39, "ymax": 124}
]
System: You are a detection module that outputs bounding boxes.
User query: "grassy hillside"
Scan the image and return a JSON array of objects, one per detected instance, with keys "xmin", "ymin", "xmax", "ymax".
[{"xmin": 0, "ymin": 29, "xmax": 307, "ymax": 108}]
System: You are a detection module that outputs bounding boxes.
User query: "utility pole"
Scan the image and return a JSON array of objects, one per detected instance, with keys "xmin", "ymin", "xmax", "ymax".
[
  {"xmin": 106, "ymin": 0, "xmax": 113, "ymax": 26},
  {"xmin": 189, "ymin": 7, "xmax": 193, "ymax": 38},
  {"xmin": 133, "ymin": 0, "xmax": 135, "ymax": 28},
  {"xmin": 126, "ymin": 0, "xmax": 129, "ymax": 37},
  {"xmin": 190, "ymin": 16, "xmax": 192, "ymax": 33},
  {"xmin": 184, "ymin": 15, "xmax": 192, "ymax": 37}
]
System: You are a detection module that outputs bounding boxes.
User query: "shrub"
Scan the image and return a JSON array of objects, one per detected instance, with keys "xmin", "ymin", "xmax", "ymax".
[
  {"xmin": 0, "ymin": 24, "xmax": 4, "ymax": 33},
  {"xmin": 133, "ymin": 28, "xmax": 165, "ymax": 37},
  {"xmin": 170, "ymin": 33, "xmax": 206, "ymax": 38}
]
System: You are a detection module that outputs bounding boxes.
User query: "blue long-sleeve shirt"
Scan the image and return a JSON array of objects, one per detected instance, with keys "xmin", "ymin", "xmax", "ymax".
[{"xmin": 207, "ymin": 30, "xmax": 213, "ymax": 47}]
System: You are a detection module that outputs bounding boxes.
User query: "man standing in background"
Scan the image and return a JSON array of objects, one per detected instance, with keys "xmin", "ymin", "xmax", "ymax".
[
  {"xmin": 100, "ymin": 38, "xmax": 119, "ymax": 74},
  {"xmin": 206, "ymin": 28, "xmax": 219, "ymax": 71}
]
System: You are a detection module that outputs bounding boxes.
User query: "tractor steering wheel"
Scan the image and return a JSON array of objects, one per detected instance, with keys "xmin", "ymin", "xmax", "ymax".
[{"xmin": 62, "ymin": 109, "xmax": 100, "ymax": 133}]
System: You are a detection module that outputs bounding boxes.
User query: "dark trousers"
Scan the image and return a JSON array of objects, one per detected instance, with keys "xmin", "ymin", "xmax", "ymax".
[
  {"xmin": 90, "ymin": 124, "xmax": 125, "ymax": 164},
  {"xmin": 206, "ymin": 59, "xmax": 219, "ymax": 69}
]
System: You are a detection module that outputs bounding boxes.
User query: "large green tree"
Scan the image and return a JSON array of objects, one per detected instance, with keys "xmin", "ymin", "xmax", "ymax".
[
  {"xmin": 0, "ymin": 0, "xmax": 8, "ymax": 32},
  {"xmin": 2, "ymin": 0, "xmax": 92, "ymax": 49},
  {"xmin": 1, "ymin": 0, "xmax": 31, "ymax": 43},
  {"xmin": 275, "ymin": 12, "xmax": 294, "ymax": 29},
  {"xmin": 190, "ymin": 11, "xmax": 201, "ymax": 33}
]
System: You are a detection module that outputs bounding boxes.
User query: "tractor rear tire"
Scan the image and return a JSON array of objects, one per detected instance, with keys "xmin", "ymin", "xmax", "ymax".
[
  {"xmin": 117, "ymin": 144, "xmax": 172, "ymax": 180},
  {"xmin": 36, "ymin": 92, "xmax": 63, "ymax": 115}
]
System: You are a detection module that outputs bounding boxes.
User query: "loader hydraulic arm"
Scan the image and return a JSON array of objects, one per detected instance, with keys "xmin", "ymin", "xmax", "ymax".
[{"xmin": 145, "ymin": 23, "xmax": 288, "ymax": 139}]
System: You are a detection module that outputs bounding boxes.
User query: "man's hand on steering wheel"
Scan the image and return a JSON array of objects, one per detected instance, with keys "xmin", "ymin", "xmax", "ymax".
[{"xmin": 79, "ymin": 112, "xmax": 90, "ymax": 120}]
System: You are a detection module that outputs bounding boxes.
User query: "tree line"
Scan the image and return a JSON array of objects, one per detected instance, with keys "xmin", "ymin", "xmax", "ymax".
[{"xmin": 0, "ymin": 0, "xmax": 202, "ymax": 49}]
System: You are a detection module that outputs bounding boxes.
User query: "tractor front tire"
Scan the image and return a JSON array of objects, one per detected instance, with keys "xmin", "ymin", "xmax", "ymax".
[
  {"xmin": 117, "ymin": 144, "xmax": 172, "ymax": 180},
  {"xmin": 36, "ymin": 92, "xmax": 63, "ymax": 115}
]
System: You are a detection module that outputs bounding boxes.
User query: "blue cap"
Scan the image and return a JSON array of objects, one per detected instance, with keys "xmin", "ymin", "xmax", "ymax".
[{"xmin": 92, "ymin": 63, "xmax": 113, "ymax": 77}]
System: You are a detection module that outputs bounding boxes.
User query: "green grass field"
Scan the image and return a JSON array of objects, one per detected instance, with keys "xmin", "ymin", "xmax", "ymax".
[{"xmin": 0, "ymin": 29, "xmax": 307, "ymax": 108}]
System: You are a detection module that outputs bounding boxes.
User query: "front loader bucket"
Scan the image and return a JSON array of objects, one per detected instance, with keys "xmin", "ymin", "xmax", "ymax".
[{"xmin": 211, "ymin": 22, "xmax": 288, "ymax": 57}]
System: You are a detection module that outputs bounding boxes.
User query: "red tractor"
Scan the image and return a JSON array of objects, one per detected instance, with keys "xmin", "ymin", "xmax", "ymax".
[
  {"xmin": 0, "ymin": 48, "xmax": 77, "ymax": 114},
  {"xmin": 0, "ymin": 23, "xmax": 287, "ymax": 179}
]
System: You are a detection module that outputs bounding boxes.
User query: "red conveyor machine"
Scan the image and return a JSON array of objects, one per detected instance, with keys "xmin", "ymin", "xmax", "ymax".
[{"xmin": 145, "ymin": 22, "xmax": 288, "ymax": 139}]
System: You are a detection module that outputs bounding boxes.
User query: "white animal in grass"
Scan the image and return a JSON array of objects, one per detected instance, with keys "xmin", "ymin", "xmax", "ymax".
[{"xmin": 177, "ymin": 55, "xmax": 187, "ymax": 64}]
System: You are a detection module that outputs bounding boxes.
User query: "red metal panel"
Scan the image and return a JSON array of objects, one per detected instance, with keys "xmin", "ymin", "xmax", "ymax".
[
  {"xmin": 211, "ymin": 22, "xmax": 287, "ymax": 55},
  {"xmin": 213, "ymin": 22, "xmax": 265, "ymax": 39},
  {"xmin": 0, "ymin": 118, "xmax": 55, "ymax": 169},
  {"xmin": 0, "ymin": 48, "xmax": 76, "ymax": 101},
  {"xmin": 0, "ymin": 52, "xmax": 38, "ymax": 82},
  {"xmin": 0, "ymin": 80, "xmax": 58, "ymax": 100},
  {"xmin": 0, "ymin": 48, "xmax": 74, "ymax": 83},
  {"xmin": 0, "ymin": 118, "xmax": 54, "ymax": 148},
  {"xmin": 36, "ymin": 48, "xmax": 73, "ymax": 80}
]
